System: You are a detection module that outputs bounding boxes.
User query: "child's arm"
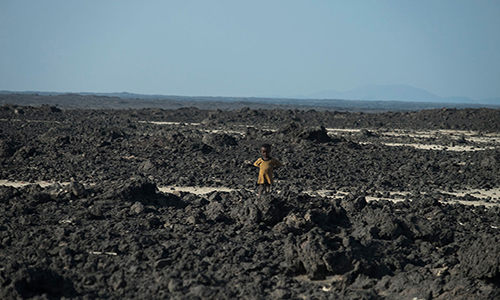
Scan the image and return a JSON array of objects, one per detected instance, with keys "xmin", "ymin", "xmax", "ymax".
[{"xmin": 253, "ymin": 159, "xmax": 261, "ymax": 167}]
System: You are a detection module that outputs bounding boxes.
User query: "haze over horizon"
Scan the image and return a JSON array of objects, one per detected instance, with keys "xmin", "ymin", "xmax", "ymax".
[{"xmin": 1, "ymin": 1, "xmax": 499, "ymax": 102}]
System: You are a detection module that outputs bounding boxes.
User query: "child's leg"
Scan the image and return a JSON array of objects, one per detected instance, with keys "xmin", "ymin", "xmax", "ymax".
[
  {"xmin": 258, "ymin": 184, "xmax": 264, "ymax": 197},
  {"xmin": 258, "ymin": 184, "xmax": 271, "ymax": 197}
]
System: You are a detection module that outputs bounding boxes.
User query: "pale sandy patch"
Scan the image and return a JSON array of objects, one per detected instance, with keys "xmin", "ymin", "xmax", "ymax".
[
  {"xmin": 0, "ymin": 118, "xmax": 62, "ymax": 124},
  {"xmin": 138, "ymin": 120, "xmax": 244, "ymax": 135},
  {"xmin": 309, "ymin": 188, "xmax": 500, "ymax": 207},
  {"xmin": 2, "ymin": 180, "xmax": 499, "ymax": 207},
  {"xmin": 138, "ymin": 123, "xmax": 500, "ymax": 149},
  {"xmin": 201, "ymin": 129, "xmax": 245, "ymax": 135},
  {"xmin": 326, "ymin": 128, "xmax": 500, "ymax": 151},
  {"xmin": 365, "ymin": 196, "xmax": 500, "ymax": 207},
  {"xmin": 158, "ymin": 185, "xmax": 237, "ymax": 194},
  {"xmin": 303, "ymin": 190, "xmax": 348, "ymax": 199},
  {"xmin": 445, "ymin": 199, "xmax": 500, "ymax": 208},
  {"xmin": 293, "ymin": 274, "xmax": 347, "ymax": 287},
  {"xmin": 326, "ymin": 128, "xmax": 362, "ymax": 133},
  {"xmin": 381, "ymin": 129, "xmax": 500, "ymax": 145},
  {"xmin": 438, "ymin": 187, "xmax": 500, "ymax": 200},
  {"xmin": 0, "ymin": 179, "xmax": 68, "ymax": 188},
  {"xmin": 138, "ymin": 121, "xmax": 201, "ymax": 126},
  {"xmin": 378, "ymin": 142, "xmax": 495, "ymax": 152}
]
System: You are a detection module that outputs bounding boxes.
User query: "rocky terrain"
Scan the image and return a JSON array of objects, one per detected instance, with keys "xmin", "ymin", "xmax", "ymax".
[{"xmin": 1, "ymin": 101, "xmax": 500, "ymax": 299}]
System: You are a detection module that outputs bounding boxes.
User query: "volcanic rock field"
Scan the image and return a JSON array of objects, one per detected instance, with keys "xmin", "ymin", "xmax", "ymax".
[{"xmin": 1, "ymin": 101, "xmax": 500, "ymax": 299}]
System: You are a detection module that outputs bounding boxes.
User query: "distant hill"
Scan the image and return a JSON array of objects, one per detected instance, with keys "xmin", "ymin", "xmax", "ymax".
[
  {"xmin": 306, "ymin": 84, "xmax": 496, "ymax": 104},
  {"xmin": 2, "ymin": 85, "xmax": 500, "ymax": 112}
]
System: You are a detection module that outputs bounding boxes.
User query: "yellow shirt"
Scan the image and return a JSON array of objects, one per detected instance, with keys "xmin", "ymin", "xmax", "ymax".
[{"xmin": 254, "ymin": 157, "xmax": 282, "ymax": 184}]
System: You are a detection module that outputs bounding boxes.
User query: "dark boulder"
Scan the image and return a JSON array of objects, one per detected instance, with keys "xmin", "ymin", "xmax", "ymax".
[{"xmin": 202, "ymin": 133, "xmax": 237, "ymax": 148}]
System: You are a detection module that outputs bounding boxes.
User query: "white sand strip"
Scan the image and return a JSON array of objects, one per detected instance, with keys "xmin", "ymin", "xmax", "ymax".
[
  {"xmin": 378, "ymin": 142, "xmax": 496, "ymax": 152},
  {"xmin": 0, "ymin": 118, "xmax": 62, "ymax": 124},
  {"xmin": 158, "ymin": 186, "xmax": 237, "ymax": 194},
  {"xmin": 138, "ymin": 121, "xmax": 244, "ymax": 135},
  {"xmin": 0, "ymin": 179, "xmax": 69, "ymax": 188},
  {"xmin": 1, "ymin": 180, "xmax": 499, "ymax": 207},
  {"xmin": 138, "ymin": 121, "xmax": 202, "ymax": 126}
]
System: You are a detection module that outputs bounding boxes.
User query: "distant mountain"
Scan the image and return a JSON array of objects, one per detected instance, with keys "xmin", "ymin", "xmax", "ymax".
[{"xmin": 306, "ymin": 84, "xmax": 489, "ymax": 104}]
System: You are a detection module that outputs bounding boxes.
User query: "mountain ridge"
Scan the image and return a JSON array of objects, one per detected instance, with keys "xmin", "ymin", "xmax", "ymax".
[{"xmin": 304, "ymin": 84, "xmax": 486, "ymax": 104}]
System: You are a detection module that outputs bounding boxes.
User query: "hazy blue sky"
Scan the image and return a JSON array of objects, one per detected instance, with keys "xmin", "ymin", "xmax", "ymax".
[{"xmin": 1, "ymin": 1, "xmax": 499, "ymax": 100}]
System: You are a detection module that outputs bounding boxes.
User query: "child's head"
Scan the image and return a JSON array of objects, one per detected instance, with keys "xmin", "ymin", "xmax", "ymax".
[{"xmin": 260, "ymin": 143, "xmax": 271, "ymax": 159}]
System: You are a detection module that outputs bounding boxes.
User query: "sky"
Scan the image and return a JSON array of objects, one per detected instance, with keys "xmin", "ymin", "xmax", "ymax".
[{"xmin": 1, "ymin": 0, "xmax": 499, "ymax": 100}]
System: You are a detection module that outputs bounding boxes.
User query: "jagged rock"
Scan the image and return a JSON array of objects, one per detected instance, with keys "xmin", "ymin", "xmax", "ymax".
[{"xmin": 202, "ymin": 133, "xmax": 237, "ymax": 147}]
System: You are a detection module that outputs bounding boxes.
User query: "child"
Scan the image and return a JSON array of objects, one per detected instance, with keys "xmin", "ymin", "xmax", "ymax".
[{"xmin": 248, "ymin": 144, "xmax": 282, "ymax": 197}]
